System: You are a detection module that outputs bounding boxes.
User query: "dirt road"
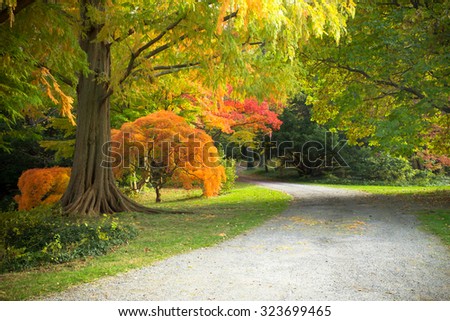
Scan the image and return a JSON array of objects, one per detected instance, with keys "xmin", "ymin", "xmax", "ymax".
[{"xmin": 44, "ymin": 182, "xmax": 450, "ymax": 300}]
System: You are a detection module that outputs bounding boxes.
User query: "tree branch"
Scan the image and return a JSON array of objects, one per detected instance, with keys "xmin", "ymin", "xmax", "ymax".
[
  {"xmin": 363, "ymin": 92, "xmax": 397, "ymax": 101},
  {"xmin": 0, "ymin": 0, "xmax": 36, "ymax": 25},
  {"xmin": 152, "ymin": 62, "xmax": 201, "ymax": 71},
  {"xmin": 372, "ymin": 78, "xmax": 425, "ymax": 99},
  {"xmin": 143, "ymin": 33, "xmax": 189, "ymax": 60},
  {"xmin": 315, "ymin": 57, "xmax": 450, "ymax": 113},
  {"xmin": 114, "ymin": 16, "xmax": 187, "ymax": 93},
  {"xmin": 318, "ymin": 58, "xmax": 426, "ymax": 99},
  {"xmin": 154, "ymin": 68, "xmax": 196, "ymax": 78},
  {"xmin": 37, "ymin": 63, "xmax": 74, "ymax": 87},
  {"xmin": 135, "ymin": 16, "xmax": 185, "ymax": 58},
  {"xmin": 130, "ymin": 10, "xmax": 238, "ymax": 76},
  {"xmin": 113, "ymin": 27, "xmax": 135, "ymax": 43},
  {"xmin": 108, "ymin": 9, "xmax": 239, "ymax": 99},
  {"xmin": 113, "ymin": 11, "xmax": 184, "ymax": 43}
]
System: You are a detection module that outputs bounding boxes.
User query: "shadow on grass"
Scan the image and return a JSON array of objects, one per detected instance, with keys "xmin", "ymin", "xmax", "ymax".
[{"xmin": 157, "ymin": 195, "xmax": 203, "ymax": 204}]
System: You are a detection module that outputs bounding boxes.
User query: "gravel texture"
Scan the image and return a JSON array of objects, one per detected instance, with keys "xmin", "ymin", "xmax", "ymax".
[{"xmin": 44, "ymin": 182, "xmax": 450, "ymax": 300}]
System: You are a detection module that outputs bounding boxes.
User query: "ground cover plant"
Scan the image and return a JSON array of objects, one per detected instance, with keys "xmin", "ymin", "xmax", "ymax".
[
  {"xmin": 0, "ymin": 207, "xmax": 137, "ymax": 273},
  {"xmin": 0, "ymin": 183, "xmax": 291, "ymax": 300}
]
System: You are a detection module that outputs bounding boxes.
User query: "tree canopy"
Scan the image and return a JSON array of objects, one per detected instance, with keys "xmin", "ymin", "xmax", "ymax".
[
  {"xmin": 1, "ymin": 0, "xmax": 356, "ymax": 215},
  {"xmin": 2, "ymin": 0, "xmax": 448, "ymax": 215},
  {"xmin": 299, "ymin": 0, "xmax": 449, "ymax": 157}
]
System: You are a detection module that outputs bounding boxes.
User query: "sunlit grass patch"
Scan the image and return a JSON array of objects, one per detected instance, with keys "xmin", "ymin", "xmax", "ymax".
[
  {"xmin": 417, "ymin": 210, "xmax": 450, "ymax": 247},
  {"xmin": 323, "ymin": 185, "xmax": 450, "ymax": 195}
]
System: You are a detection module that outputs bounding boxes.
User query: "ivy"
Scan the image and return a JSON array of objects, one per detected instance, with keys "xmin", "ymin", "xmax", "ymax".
[{"xmin": 0, "ymin": 209, "xmax": 137, "ymax": 272}]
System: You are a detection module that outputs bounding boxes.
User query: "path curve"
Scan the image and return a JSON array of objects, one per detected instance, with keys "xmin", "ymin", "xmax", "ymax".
[{"xmin": 45, "ymin": 182, "xmax": 450, "ymax": 300}]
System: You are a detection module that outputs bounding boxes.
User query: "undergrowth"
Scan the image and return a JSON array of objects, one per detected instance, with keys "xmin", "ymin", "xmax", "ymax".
[{"xmin": 0, "ymin": 206, "xmax": 137, "ymax": 272}]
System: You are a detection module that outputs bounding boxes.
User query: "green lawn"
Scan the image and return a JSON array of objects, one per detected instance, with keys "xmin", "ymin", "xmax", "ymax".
[
  {"xmin": 416, "ymin": 210, "xmax": 450, "ymax": 247},
  {"xmin": 0, "ymin": 183, "xmax": 291, "ymax": 300},
  {"xmin": 319, "ymin": 184, "xmax": 450, "ymax": 195}
]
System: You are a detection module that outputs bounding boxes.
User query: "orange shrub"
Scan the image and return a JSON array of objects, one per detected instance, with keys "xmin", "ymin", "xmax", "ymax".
[{"xmin": 14, "ymin": 167, "xmax": 71, "ymax": 210}]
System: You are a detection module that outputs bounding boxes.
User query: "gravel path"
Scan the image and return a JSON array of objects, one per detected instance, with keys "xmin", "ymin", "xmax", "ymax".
[{"xmin": 44, "ymin": 182, "xmax": 450, "ymax": 300}]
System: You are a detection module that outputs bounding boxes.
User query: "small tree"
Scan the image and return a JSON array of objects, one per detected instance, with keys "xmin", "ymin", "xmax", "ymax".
[{"xmin": 111, "ymin": 111, "xmax": 225, "ymax": 202}]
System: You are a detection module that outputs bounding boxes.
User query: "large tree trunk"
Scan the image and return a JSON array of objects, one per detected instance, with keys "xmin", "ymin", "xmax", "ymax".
[{"xmin": 61, "ymin": 0, "xmax": 157, "ymax": 216}]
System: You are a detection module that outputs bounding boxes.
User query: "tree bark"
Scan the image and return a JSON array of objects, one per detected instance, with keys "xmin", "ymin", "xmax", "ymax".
[
  {"xmin": 61, "ymin": 0, "xmax": 158, "ymax": 215},
  {"xmin": 0, "ymin": 0, "xmax": 36, "ymax": 25},
  {"xmin": 155, "ymin": 186, "xmax": 162, "ymax": 203}
]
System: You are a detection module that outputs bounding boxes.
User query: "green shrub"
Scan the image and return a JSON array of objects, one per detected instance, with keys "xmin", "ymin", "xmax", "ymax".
[
  {"xmin": 350, "ymin": 152, "xmax": 415, "ymax": 182},
  {"xmin": 0, "ymin": 207, "xmax": 137, "ymax": 272},
  {"xmin": 409, "ymin": 169, "xmax": 436, "ymax": 186},
  {"xmin": 220, "ymin": 158, "xmax": 238, "ymax": 193}
]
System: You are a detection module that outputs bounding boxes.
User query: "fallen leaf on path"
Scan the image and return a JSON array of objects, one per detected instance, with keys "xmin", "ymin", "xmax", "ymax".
[
  {"xmin": 288, "ymin": 217, "xmax": 324, "ymax": 226},
  {"xmin": 343, "ymin": 220, "xmax": 367, "ymax": 230}
]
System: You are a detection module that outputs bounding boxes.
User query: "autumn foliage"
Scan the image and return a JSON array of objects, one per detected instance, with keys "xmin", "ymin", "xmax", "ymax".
[
  {"xmin": 111, "ymin": 111, "xmax": 226, "ymax": 200},
  {"xmin": 180, "ymin": 86, "xmax": 283, "ymax": 135},
  {"xmin": 209, "ymin": 98, "xmax": 283, "ymax": 134},
  {"xmin": 14, "ymin": 167, "xmax": 71, "ymax": 210}
]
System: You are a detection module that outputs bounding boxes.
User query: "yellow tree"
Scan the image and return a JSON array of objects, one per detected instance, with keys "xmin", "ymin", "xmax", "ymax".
[{"xmin": 1, "ymin": 0, "xmax": 355, "ymax": 215}]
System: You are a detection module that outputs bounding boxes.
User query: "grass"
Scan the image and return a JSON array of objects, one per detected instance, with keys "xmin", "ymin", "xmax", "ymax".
[
  {"xmin": 317, "ymin": 184, "xmax": 450, "ymax": 195},
  {"xmin": 241, "ymin": 167, "xmax": 450, "ymax": 196},
  {"xmin": 416, "ymin": 210, "xmax": 450, "ymax": 247},
  {"xmin": 0, "ymin": 183, "xmax": 291, "ymax": 300}
]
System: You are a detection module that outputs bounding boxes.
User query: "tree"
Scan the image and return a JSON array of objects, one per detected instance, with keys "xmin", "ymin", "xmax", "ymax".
[
  {"xmin": 2, "ymin": 0, "xmax": 355, "ymax": 215},
  {"xmin": 271, "ymin": 95, "xmax": 428, "ymax": 182},
  {"xmin": 111, "ymin": 110, "xmax": 225, "ymax": 202},
  {"xmin": 272, "ymin": 95, "xmax": 349, "ymax": 177},
  {"xmin": 212, "ymin": 97, "xmax": 282, "ymax": 134},
  {"xmin": 299, "ymin": 0, "xmax": 449, "ymax": 158}
]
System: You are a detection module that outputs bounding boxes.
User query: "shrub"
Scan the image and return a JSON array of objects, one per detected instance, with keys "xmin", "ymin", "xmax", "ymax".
[
  {"xmin": 14, "ymin": 167, "xmax": 71, "ymax": 210},
  {"xmin": 350, "ymin": 152, "xmax": 415, "ymax": 182},
  {"xmin": 220, "ymin": 158, "xmax": 237, "ymax": 193},
  {"xmin": 410, "ymin": 169, "xmax": 441, "ymax": 186},
  {"xmin": 0, "ymin": 207, "xmax": 137, "ymax": 272}
]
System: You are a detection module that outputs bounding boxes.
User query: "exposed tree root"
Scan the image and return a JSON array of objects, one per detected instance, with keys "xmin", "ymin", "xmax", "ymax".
[{"xmin": 62, "ymin": 182, "xmax": 169, "ymax": 216}]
